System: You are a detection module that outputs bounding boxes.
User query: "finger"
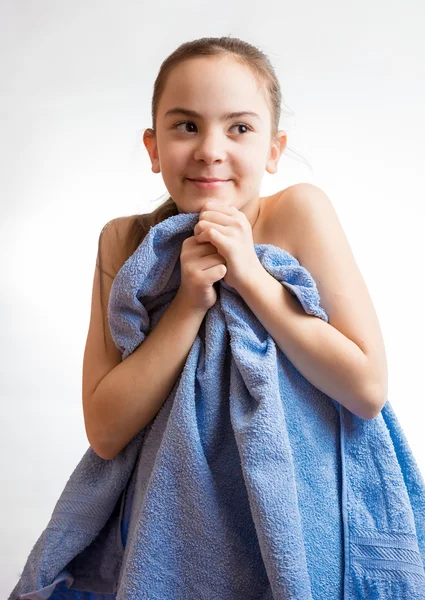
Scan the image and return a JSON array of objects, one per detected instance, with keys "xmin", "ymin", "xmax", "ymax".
[
  {"xmin": 196, "ymin": 224, "xmax": 227, "ymax": 243},
  {"xmin": 198, "ymin": 211, "xmax": 232, "ymax": 227},
  {"xmin": 201, "ymin": 201, "xmax": 235, "ymax": 215}
]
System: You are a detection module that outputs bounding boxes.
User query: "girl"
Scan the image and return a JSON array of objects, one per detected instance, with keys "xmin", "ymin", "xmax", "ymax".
[
  {"xmin": 86, "ymin": 36, "xmax": 387, "ymax": 462},
  {"xmin": 13, "ymin": 35, "xmax": 424, "ymax": 600}
]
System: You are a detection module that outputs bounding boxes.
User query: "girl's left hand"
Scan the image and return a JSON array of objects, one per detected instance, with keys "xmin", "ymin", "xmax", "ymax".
[{"xmin": 193, "ymin": 199, "xmax": 262, "ymax": 290}]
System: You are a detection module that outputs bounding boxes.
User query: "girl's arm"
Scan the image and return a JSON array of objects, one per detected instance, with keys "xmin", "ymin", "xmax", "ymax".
[
  {"xmin": 83, "ymin": 218, "xmax": 207, "ymax": 461},
  {"xmin": 236, "ymin": 185, "xmax": 388, "ymax": 420},
  {"xmin": 89, "ymin": 292, "xmax": 206, "ymax": 460}
]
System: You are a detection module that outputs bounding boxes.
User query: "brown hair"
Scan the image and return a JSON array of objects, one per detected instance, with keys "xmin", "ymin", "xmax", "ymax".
[{"xmin": 97, "ymin": 35, "xmax": 309, "ymax": 346}]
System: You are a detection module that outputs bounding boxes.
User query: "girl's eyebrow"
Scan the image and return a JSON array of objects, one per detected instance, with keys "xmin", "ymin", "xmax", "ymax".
[{"xmin": 164, "ymin": 107, "xmax": 261, "ymax": 121}]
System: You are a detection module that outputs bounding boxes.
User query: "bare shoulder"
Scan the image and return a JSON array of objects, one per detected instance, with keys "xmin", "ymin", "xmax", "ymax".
[
  {"xmin": 260, "ymin": 184, "xmax": 312, "ymax": 257},
  {"xmin": 268, "ymin": 183, "xmax": 345, "ymax": 260},
  {"xmin": 97, "ymin": 215, "xmax": 139, "ymax": 279},
  {"xmin": 270, "ymin": 183, "xmax": 388, "ymax": 410},
  {"xmin": 99, "ymin": 214, "xmax": 137, "ymax": 240}
]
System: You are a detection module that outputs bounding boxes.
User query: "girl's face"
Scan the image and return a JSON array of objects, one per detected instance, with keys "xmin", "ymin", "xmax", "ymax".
[{"xmin": 144, "ymin": 56, "xmax": 286, "ymax": 215}]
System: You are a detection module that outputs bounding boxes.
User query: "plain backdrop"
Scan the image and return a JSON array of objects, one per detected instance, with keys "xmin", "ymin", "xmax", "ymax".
[{"xmin": 1, "ymin": 0, "xmax": 424, "ymax": 594}]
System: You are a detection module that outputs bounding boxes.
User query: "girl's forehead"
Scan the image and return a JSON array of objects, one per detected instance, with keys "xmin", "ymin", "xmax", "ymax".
[
  {"xmin": 171, "ymin": 57, "xmax": 255, "ymax": 83},
  {"xmin": 159, "ymin": 62, "xmax": 267, "ymax": 115}
]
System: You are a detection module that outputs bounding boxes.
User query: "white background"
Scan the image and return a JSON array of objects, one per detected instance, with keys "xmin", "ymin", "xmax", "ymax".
[{"xmin": 1, "ymin": 0, "xmax": 424, "ymax": 594}]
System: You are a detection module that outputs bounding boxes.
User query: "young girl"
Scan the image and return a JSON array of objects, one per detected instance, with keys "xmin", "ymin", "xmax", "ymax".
[
  {"xmin": 12, "ymin": 35, "xmax": 425, "ymax": 600},
  {"xmin": 85, "ymin": 36, "xmax": 387, "ymax": 462}
]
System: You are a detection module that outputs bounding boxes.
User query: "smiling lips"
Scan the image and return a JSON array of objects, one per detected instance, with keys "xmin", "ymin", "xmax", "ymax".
[
  {"xmin": 190, "ymin": 177, "xmax": 228, "ymax": 182},
  {"xmin": 187, "ymin": 178, "xmax": 230, "ymax": 189}
]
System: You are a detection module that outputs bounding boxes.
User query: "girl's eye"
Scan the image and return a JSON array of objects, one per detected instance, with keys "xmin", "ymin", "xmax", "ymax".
[{"xmin": 173, "ymin": 121, "xmax": 252, "ymax": 135}]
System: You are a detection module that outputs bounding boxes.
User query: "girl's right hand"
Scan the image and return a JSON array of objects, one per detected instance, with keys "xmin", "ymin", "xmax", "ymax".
[{"xmin": 176, "ymin": 234, "xmax": 227, "ymax": 312}]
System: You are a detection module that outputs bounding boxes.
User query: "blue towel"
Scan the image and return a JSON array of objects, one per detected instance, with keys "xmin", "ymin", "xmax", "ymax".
[{"xmin": 9, "ymin": 211, "xmax": 425, "ymax": 600}]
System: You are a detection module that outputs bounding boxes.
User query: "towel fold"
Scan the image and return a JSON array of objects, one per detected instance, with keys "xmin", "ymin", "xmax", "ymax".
[{"xmin": 9, "ymin": 211, "xmax": 425, "ymax": 600}]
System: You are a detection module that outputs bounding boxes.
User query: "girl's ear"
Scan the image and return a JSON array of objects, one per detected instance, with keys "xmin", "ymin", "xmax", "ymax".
[
  {"xmin": 266, "ymin": 131, "xmax": 287, "ymax": 175},
  {"xmin": 143, "ymin": 128, "xmax": 161, "ymax": 174}
]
